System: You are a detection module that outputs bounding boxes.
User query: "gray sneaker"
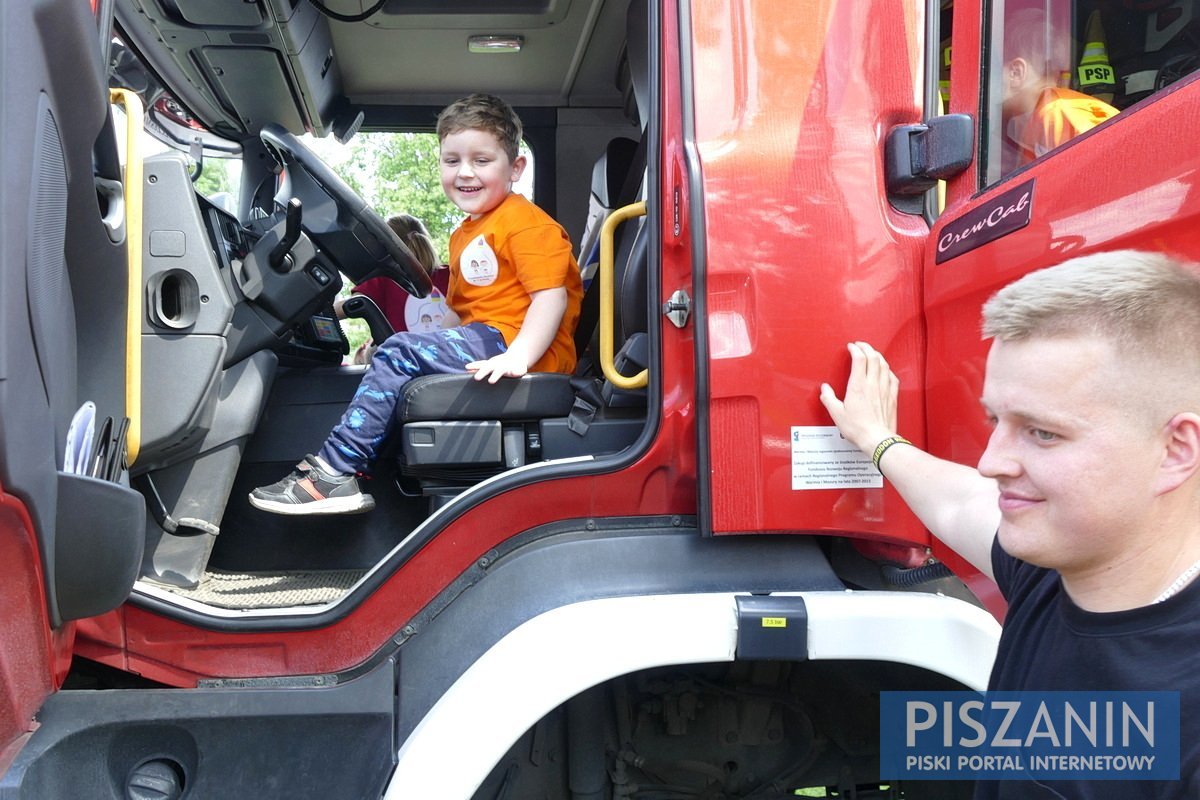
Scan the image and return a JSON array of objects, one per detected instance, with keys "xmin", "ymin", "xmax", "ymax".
[{"xmin": 249, "ymin": 455, "xmax": 375, "ymax": 515}]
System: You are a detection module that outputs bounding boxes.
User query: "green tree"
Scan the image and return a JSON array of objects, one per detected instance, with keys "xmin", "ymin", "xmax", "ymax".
[
  {"xmin": 335, "ymin": 133, "xmax": 461, "ymax": 263},
  {"xmin": 191, "ymin": 157, "xmax": 236, "ymax": 201},
  {"xmin": 321, "ymin": 133, "xmax": 464, "ymax": 354}
]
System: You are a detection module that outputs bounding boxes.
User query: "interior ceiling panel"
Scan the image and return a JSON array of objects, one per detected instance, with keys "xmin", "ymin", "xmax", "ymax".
[
  {"xmin": 198, "ymin": 47, "xmax": 307, "ymax": 132},
  {"xmin": 371, "ymin": 0, "xmax": 570, "ymax": 27},
  {"xmin": 381, "ymin": 0, "xmax": 557, "ymax": 14},
  {"xmin": 157, "ymin": 0, "xmax": 266, "ymax": 27},
  {"xmin": 115, "ymin": 0, "xmax": 631, "ymax": 140},
  {"xmin": 332, "ymin": 0, "xmax": 623, "ymax": 107}
]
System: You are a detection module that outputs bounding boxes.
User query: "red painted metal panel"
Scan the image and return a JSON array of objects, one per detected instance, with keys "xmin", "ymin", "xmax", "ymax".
[
  {"xmin": 923, "ymin": 71, "xmax": 1200, "ymax": 614},
  {"xmin": 945, "ymin": 0, "xmax": 985, "ymax": 209},
  {"xmin": 76, "ymin": 445, "xmax": 699, "ymax": 684},
  {"xmin": 925, "ymin": 73, "xmax": 1200, "ymax": 481},
  {"xmin": 0, "ymin": 491, "xmax": 66, "ymax": 774},
  {"xmin": 691, "ymin": 0, "xmax": 930, "ymax": 547}
]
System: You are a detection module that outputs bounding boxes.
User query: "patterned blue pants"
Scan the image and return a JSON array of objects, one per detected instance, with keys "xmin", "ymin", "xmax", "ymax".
[{"xmin": 319, "ymin": 323, "xmax": 507, "ymax": 474}]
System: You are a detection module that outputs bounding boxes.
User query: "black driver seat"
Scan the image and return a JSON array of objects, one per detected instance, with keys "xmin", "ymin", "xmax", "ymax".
[
  {"xmin": 399, "ymin": 372, "xmax": 577, "ymax": 424},
  {"xmin": 396, "ymin": 221, "xmax": 648, "ymax": 497}
]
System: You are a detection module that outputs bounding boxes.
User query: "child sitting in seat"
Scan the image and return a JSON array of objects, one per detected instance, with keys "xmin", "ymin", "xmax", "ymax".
[
  {"xmin": 250, "ymin": 94, "xmax": 584, "ymax": 515},
  {"xmin": 336, "ymin": 213, "xmax": 449, "ymax": 364}
]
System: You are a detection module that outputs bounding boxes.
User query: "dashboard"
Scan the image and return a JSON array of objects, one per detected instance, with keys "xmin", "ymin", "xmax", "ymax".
[{"xmin": 198, "ymin": 195, "xmax": 347, "ymax": 365}]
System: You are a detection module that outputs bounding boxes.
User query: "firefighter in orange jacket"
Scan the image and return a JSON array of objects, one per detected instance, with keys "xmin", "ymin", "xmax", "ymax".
[{"xmin": 1000, "ymin": 7, "xmax": 1118, "ymax": 167}]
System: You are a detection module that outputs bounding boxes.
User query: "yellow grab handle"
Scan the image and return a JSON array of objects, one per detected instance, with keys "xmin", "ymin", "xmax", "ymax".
[
  {"xmin": 598, "ymin": 201, "xmax": 648, "ymax": 390},
  {"xmin": 109, "ymin": 89, "xmax": 143, "ymax": 465}
]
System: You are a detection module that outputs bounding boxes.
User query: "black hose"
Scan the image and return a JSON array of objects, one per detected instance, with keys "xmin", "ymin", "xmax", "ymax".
[
  {"xmin": 881, "ymin": 561, "xmax": 954, "ymax": 588},
  {"xmin": 307, "ymin": 0, "xmax": 388, "ymax": 23}
]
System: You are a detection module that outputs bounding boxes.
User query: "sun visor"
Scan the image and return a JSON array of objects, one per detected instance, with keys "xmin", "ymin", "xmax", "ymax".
[
  {"xmin": 116, "ymin": 0, "xmax": 343, "ymax": 137},
  {"xmin": 198, "ymin": 46, "xmax": 307, "ymax": 134}
]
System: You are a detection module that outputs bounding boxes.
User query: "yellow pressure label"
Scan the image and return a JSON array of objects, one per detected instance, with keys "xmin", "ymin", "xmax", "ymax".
[{"xmin": 761, "ymin": 617, "xmax": 788, "ymax": 628}]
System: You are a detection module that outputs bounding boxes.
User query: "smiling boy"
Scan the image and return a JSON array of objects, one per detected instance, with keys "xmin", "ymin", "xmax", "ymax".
[
  {"xmin": 821, "ymin": 250, "xmax": 1200, "ymax": 797},
  {"xmin": 250, "ymin": 94, "xmax": 583, "ymax": 515}
]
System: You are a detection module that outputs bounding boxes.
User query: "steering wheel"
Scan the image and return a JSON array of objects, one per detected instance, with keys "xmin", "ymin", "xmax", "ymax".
[{"xmin": 259, "ymin": 123, "xmax": 433, "ymax": 298}]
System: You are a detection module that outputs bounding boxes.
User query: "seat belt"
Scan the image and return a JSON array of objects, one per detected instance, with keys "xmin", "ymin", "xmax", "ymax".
[{"xmin": 566, "ymin": 376, "xmax": 605, "ymax": 435}]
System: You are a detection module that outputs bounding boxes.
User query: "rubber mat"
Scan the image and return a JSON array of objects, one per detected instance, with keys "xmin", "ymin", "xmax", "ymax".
[{"xmin": 166, "ymin": 569, "xmax": 367, "ymax": 609}]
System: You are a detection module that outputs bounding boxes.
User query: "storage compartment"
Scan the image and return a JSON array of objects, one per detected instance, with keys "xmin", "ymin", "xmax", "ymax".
[
  {"xmin": 403, "ymin": 420, "xmax": 503, "ymax": 466},
  {"xmin": 55, "ymin": 471, "xmax": 146, "ymax": 622}
]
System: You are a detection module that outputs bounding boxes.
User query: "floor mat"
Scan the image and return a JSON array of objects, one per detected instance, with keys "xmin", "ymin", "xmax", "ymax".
[{"xmin": 166, "ymin": 569, "xmax": 367, "ymax": 609}]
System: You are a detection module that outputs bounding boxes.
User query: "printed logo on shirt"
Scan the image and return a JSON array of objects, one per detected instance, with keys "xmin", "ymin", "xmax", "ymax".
[
  {"xmin": 405, "ymin": 287, "xmax": 447, "ymax": 333},
  {"xmin": 460, "ymin": 235, "xmax": 499, "ymax": 287}
]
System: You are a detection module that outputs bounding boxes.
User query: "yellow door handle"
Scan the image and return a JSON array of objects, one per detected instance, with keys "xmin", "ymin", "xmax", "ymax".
[
  {"xmin": 109, "ymin": 89, "xmax": 143, "ymax": 465},
  {"xmin": 598, "ymin": 201, "xmax": 648, "ymax": 390}
]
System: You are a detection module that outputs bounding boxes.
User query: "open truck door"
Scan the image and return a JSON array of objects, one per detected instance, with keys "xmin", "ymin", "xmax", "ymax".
[
  {"xmin": 923, "ymin": 0, "xmax": 1200, "ymax": 511},
  {"xmin": 687, "ymin": 0, "xmax": 935, "ymax": 558},
  {"xmin": 0, "ymin": 0, "xmax": 146, "ymax": 772}
]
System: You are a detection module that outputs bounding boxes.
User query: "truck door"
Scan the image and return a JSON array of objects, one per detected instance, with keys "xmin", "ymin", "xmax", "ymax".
[
  {"xmin": 924, "ymin": 0, "xmax": 1200, "ymax": 476},
  {"xmin": 1, "ymin": 0, "xmax": 146, "ymax": 767},
  {"xmin": 689, "ymin": 0, "xmax": 933, "ymax": 547}
]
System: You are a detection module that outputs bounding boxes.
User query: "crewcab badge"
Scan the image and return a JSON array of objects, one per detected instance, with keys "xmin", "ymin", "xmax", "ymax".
[{"xmin": 935, "ymin": 179, "xmax": 1035, "ymax": 263}]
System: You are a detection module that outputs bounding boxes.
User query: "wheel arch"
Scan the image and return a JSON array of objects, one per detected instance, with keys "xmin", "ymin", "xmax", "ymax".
[{"xmin": 386, "ymin": 536, "xmax": 999, "ymax": 799}]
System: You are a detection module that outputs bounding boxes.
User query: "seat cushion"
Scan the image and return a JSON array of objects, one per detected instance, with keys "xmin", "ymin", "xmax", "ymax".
[{"xmin": 399, "ymin": 372, "xmax": 577, "ymax": 422}]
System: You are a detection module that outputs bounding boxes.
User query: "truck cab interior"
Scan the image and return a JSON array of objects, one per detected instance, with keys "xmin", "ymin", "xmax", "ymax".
[
  {"xmin": 96, "ymin": 0, "xmax": 656, "ymax": 615},
  {"xmin": 14, "ymin": 0, "xmax": 1200, "ymax": 626}
]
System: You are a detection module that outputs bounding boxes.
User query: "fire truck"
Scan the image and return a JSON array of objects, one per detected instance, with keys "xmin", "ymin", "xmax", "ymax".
[{"xmin": 2, "ymin": 0, "xmax": 1197, "ymax": 797}]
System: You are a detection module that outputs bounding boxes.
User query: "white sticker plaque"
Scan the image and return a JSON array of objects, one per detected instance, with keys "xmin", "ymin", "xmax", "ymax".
[{"xmin": 791, "ymin": 426, "xmax": 881, "ymax": 490}]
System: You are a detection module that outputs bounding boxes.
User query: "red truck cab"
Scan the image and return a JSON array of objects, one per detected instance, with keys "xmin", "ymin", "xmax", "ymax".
[{"xmin": 2, "ymin": 0, "xmax": 1197, "ymax": 797}]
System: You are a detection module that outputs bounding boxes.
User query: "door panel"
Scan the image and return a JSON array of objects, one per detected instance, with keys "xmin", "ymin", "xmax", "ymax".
[{"xmin": 691, "ymin": 0, "xmax": 931, "ymax": 547}]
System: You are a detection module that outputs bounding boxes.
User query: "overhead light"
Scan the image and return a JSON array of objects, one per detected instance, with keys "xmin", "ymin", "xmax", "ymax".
[{"xmin": 468, "ymin": 35, "xmax": 524, "ymax": 54}]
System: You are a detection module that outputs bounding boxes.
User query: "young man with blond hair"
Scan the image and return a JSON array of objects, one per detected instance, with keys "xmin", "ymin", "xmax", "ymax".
[{"xmin": 822, "ymin": 250, "xmax": 1200, "ymax": 796}]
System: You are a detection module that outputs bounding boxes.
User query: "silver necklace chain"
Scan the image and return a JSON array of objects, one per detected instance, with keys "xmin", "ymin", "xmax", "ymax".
[{"xmin": 1153, "ymin": 557, "xmax": 1200, "ymax": 603}]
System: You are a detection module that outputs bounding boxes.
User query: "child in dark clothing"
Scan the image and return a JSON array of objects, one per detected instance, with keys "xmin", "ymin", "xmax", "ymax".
[{"xmin": 337, "ymin": 213, "xmax": 449, "ymax": 364}]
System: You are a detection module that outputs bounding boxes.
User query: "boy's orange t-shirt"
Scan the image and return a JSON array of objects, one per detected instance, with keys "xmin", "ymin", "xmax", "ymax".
[{"xmin": 448, "ymin": 192, "xmax": 583, "ymax": 374}]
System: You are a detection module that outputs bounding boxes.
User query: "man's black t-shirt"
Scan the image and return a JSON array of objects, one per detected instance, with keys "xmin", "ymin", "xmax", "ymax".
[{"xmin": 973, "ymin": 539, "xmax": 1200, "ymax": 799}]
